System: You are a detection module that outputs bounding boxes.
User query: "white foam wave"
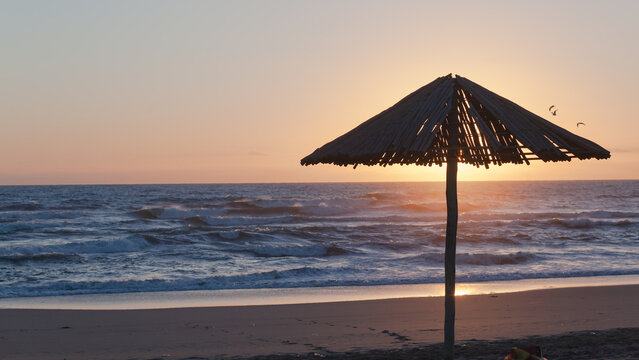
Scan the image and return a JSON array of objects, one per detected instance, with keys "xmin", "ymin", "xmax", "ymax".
[
  {"xmin": 403, "ymin": 251, "xmax": 538, "ymax": 266},
  {"xmin": 548, "ymin": 218, "xmax": 635, "ymax": 229},
  {"xmin": 0, "ymin": 236, "xmax": 151, "ymax": 257}
]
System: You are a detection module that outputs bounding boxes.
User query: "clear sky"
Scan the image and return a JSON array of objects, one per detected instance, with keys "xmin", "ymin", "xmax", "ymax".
[{"xmin": 1, "ymin": 0, "xmax": 637, "ymax": 185}]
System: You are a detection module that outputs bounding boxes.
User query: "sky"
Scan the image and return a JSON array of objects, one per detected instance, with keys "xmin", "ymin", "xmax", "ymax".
[{"xmin": 1, "ymin": 0, "xmax": 637, "ymax": 185}]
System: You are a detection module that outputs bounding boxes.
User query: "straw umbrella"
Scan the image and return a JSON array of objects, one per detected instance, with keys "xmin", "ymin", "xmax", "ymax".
[{"xmin": 300, "ymin": 74, "xmax": 610, "ymax": 360}]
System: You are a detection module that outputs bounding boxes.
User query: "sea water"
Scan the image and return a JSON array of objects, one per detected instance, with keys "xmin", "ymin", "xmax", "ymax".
[{"xmin": 0, "ymin": 181, "xmax": 637, "ymax": 299}]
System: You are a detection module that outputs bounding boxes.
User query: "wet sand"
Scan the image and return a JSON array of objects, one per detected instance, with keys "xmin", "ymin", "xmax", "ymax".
[{"xmin": 1, "ymin": 285, "xmax": 637, "ymax": 359}]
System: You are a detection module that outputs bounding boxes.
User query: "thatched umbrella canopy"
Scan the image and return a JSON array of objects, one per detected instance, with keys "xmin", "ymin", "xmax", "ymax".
[{"xmin": 301, "ymin": 74, "xmax": 610, "ymax": 360}]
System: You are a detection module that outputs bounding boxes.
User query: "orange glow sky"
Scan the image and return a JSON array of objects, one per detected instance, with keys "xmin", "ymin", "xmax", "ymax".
[{"xmin": 1, "ymin": 1, "xmax": 637, "ymax": 185}]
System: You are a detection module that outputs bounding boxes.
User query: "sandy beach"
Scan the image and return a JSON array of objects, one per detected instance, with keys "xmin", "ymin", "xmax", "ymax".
[{"xmin": 1, "ymin": 285, "xmax": 638, "ymax": 359}]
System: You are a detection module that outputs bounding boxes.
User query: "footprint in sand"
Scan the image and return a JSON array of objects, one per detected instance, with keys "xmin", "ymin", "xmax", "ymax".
[{"xmin": 381, "ymin": 329, "xmax": 411, "ymax": 342}]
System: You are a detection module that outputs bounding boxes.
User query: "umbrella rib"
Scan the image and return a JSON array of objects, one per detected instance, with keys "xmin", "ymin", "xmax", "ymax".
[
  {"xmin": 457, "ymin": 78, "xmax": 544, "ymax": 157},
  {"xmin": 408, "ymin": 81, "xmax": 456, "ymax": 156},
  {"xmin": 459, "ymin": 100, "xmax": 490, "ymax": 167},
  {"xmin": 458, "ymin": 90, "xmax": 493, "ymax": 167},
  {"xmin": 460, "ymin": 91, "xmax": 502, "ymax": 165},
  {"xmin": 339, "ymin": 75, "xmax": 451, "ymax": 165},
  {"xmin": 392, "ymin": 77, "xmax": 454, "ymax": 159},
  {"xmin": 301, "ymin": 76, "xmax": 449, "ymax": 165},
  {"xmin": 486, "ymin": 87, "xmax": 606, "ymax": 155},
  {"xmin": 458, "ymin": 78, "xmax": 539, "ymax": 153},
  {"xmin": 380, "ymin": 76, "xmax": 455, "ymax": 160},
  {"xmin": 457, "ymin": 76, "xmax": 570, "ymax": 161},
  {"xmin": 462, "ymin": 86, "xmax": 526, "ymax": 163},
  {"xmin": 524, "ymin": 112, "xmax": 610, "ymax": 158}
]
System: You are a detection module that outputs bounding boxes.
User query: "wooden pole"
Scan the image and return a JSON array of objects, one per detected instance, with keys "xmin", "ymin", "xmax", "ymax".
[{"xmin": 444, "ymin": 84, "xmax": 459, "ymax": 360}]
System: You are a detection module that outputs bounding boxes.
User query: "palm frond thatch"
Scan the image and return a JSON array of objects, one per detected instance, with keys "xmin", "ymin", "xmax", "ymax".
[{"xmin": 301, "ymin": 74, "xmax": 610, "ymax": 168}]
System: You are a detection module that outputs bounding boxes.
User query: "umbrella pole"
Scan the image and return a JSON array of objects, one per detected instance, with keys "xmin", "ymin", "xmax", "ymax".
[
  {"xmin": 444, "ymin": 90, "xmax": 459, "ymax": 360},
  {"xmin": 444, "ymin": 149, "xmax": 458, "ymax": 360}
]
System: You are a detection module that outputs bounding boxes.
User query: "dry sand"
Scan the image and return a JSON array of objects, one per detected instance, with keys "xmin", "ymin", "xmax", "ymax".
[{"xmin": 1, "ymin": 285, "xmax": 637, "ymax": 360}]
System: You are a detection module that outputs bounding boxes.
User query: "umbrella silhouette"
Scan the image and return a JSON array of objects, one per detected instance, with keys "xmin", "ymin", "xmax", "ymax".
[{"xmin": 301, "ymin": 74, "xmax": 610, "ymax": 359}]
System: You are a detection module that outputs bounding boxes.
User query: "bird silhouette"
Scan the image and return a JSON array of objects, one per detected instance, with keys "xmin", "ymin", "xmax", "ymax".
[
  {"xmin": 577, "ymin": 122, "xmax": 585, "ymax": 127},
  {"xmin": 549, "ymin": 105, "xmax": 558, "ymax": 116}
]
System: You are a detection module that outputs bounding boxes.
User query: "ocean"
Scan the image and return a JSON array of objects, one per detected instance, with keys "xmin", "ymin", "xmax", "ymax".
[{"xmin": 0, "ymin": 181, "xmax": 637, "ymax": 299}]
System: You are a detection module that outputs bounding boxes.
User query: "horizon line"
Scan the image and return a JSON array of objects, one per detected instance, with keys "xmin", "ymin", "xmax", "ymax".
[{"xmin": 0, "ymin": 178, "xmax": 636, "ymax": 187}]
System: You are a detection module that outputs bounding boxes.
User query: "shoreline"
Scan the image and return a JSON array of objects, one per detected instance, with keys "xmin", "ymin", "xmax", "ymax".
[
  {"xmin": 1, "ymin": 285, "xmax": 637, "ymax": 359},
  {"xmin": 2, "ymin": 274, "xmax": 638, "ymax": 310}
]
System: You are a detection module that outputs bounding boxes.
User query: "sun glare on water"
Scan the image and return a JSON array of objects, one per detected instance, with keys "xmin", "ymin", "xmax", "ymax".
[{"xmin": 396, "ymin": 162, "xmax": 529, "ymax": 182}]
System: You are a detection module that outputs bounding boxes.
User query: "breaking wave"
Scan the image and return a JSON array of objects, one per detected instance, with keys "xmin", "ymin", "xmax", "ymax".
[
  {"xmin": 0, "ymin": 252, "xmax": 82, "ymax": 264},
  {"xmin": 0, "ymin": 236, "xmax": 153, "ymax": 258},
  {"xmin": 548, "ymin": 218, "xmax": 635, "ymax": 229},
  {"xmin": 402, "ymin": 251, "xmax": 538, "ymax": 266}
]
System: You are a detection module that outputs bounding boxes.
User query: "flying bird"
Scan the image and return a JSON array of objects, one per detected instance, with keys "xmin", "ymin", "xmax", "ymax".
[
  {"xmin": 548, "ymin": 105, "xmax": 558, "ymax": 116},
  {"xmin": 577, "ymin": 122, "xmax": 585, "ymax": 127}
]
